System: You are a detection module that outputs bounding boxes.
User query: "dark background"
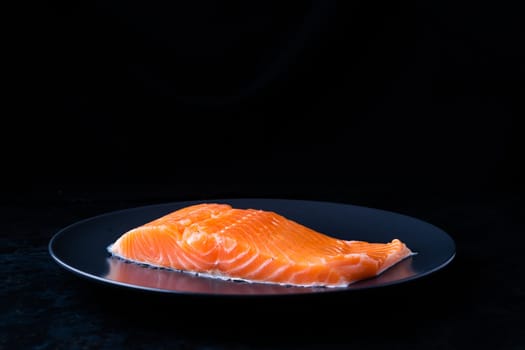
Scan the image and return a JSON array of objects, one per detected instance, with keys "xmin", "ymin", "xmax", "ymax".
[
  {"xmin": 10, "ymin": 0, "xmax": 523, "ymax": 197},
  {"xmin": 4, "ymin": 1, "xmax": 524, "ymax": 349}
]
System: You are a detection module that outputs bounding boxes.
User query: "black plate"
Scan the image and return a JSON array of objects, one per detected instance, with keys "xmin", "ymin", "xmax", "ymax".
[{"xmin": 49, "ymin": 198, "xmax": 455, "ymax": 296}]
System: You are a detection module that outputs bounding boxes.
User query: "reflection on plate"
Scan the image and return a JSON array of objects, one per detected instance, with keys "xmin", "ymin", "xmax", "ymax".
[{"xmin": 49, "ymin": 198, "xmax": 455, "ymax": 296}]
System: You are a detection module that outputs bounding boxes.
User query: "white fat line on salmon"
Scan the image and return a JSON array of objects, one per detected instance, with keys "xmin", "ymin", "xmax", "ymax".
[
  {"xmin": 243, "ymin": 258, "xmax": 275, "ymax": 278},
  {"xmin": 218, "ymin": 247, "xmax": 249, "ymax": 264},
  {"xmin": 216, "ymin": 210, "xmax": 257, "ymax": 236},
  {"xmin": 216, "ymin": 235, "xmax": 238, "ymax": 254},
  {"xmin": 224, "ymin": 250, "xmax": 260, "ymax": 273},
  {"xmin": 264, "ymin": 264, "xmax": 290, "ymax": 281}
]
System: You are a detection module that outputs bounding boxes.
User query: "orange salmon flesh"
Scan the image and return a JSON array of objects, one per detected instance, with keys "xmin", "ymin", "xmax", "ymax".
[{"xmin": 107, "ymin": 203, "xmax": 415, "ymax": 288}]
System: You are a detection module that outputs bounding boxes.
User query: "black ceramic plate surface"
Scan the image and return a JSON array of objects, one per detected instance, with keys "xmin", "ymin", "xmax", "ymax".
[{"xmin": 49, "ymin": 198, "xmax": 455, "ymax": 296}]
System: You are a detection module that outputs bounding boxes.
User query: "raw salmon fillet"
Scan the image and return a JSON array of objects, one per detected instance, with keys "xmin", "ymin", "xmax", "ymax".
[{"xmin": 107, "ymin": 203, "xmax": 415, "ymax": 288}]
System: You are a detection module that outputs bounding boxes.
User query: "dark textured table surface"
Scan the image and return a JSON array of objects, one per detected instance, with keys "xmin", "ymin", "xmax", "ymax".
[{"xmin": 3, "ymin": 185, "xmax": 524, "ymax": 349}]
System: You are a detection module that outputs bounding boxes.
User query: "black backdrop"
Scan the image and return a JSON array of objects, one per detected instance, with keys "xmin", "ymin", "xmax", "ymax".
[
  {"xmin": 5, "ymin": 2, "xmax": 525, "ymax": 349},
  {"xmin": 11, "ymin": 0, "xmax": 523, "ymax": 198}
]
